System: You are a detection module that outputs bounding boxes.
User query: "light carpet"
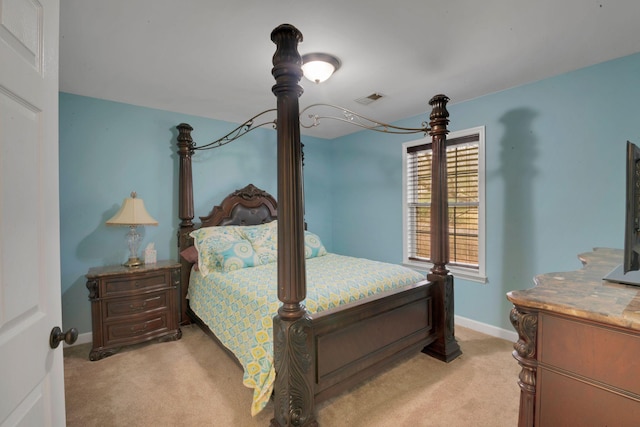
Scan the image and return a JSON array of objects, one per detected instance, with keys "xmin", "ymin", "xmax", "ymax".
[{"xmin": 64, "ymin": 325, "xmax": 520, "ymax": 426}]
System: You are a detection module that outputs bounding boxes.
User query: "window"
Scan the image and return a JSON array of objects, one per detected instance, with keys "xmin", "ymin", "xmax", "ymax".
[{"xmin": 402, "ymin": 126, "xmax": 486, "ymax": 282}]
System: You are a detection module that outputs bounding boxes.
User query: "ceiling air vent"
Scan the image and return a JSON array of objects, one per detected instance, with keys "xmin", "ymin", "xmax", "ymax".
[{"xmin": 355, "ymin": 92, "xmax": 384, "ymax": 105}]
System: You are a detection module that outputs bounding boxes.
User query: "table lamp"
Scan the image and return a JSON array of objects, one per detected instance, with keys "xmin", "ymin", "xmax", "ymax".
[{"xmin": 106, "ymin": 191, "xmax": 158, "ymax": 267}]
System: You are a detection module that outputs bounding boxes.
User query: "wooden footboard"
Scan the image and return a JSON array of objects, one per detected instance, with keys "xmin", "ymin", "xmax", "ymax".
[
  {"xmin": 186, "ymin": 276, "xmax": 436, "ymax": 405},
  {"xmin": 311, "ymin": 281, "xmax": 435, "ymax": 402}
]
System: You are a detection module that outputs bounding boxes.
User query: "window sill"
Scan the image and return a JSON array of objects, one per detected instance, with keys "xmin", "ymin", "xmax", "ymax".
[{"xmin": 403, "ymin": 260, "xmax": 487, "ymax": 284}]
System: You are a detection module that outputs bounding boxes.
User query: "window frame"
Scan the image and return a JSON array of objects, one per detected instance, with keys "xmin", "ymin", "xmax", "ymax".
[{"xmin": 402, "ymin": 126, "xmax": 487, "ymax": 283}]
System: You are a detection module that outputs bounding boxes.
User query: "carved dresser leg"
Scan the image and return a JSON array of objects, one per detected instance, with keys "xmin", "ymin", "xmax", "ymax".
[{"xmin": 509, "ymin": 306, "xmax": 538, "ymax": 427}]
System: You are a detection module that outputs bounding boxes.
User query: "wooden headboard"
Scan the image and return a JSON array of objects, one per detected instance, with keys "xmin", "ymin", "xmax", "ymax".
[
  {"xmin": 176, "ymin": 183, "xmax": 278, "ymax": 323},
  {"xmin": 200, "ymin": 183, "xmax": 277, "ymax": 228}
]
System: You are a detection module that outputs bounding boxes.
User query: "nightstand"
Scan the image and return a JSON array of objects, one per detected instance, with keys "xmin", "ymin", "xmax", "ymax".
[{"xmin": 86, "ymin": 260, "xmax": 182, "ymax": 361}]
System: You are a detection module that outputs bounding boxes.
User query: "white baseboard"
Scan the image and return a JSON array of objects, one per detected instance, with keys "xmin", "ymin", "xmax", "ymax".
[
  {"xmin": 64, "ymin": 331, "xmax": 92, "ymax": 348},
  {"xmin": 455, "ymin": 315, "xmax": 518, "ymax": 343}
]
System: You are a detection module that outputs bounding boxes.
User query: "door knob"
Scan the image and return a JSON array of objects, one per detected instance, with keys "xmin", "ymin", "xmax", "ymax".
[{"xmin": 49, "ymin": 326, "xmax": 78, "ymax": 349}]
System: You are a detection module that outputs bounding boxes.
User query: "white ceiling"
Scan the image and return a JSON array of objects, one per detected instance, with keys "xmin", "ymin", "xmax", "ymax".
[{"xmin": 60, "ymin": 0, "xmax": 640, "ymax": 139}]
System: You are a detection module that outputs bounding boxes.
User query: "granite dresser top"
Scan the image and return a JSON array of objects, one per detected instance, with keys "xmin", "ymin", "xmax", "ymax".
[{"xmin": 507, "ymin": 247, "xmax": 640, "ymax": 331}]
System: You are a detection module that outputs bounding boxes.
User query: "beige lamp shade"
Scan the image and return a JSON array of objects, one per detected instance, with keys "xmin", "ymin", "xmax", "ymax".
[{"xmin": 106, "ymin": 192, "xmax": 158, "ymax": 226}]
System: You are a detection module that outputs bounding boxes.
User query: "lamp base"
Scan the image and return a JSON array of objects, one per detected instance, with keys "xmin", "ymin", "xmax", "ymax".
[{"xmin": 123, "ymin": 257, "xmax": 144, "ymax": 268}]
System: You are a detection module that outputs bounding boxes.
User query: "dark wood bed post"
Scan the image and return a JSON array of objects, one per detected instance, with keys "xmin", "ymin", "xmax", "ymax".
[
  {"xmin": 423, "ymin": 95, "xmax": 462, "ymax": 362},
  {"xmin": 270, "ymin": 24, "xmax": 317, "ymax": 427},
  {"xmin": 176, "ymin": 123, "xmax": 195, "ymax": 325}
]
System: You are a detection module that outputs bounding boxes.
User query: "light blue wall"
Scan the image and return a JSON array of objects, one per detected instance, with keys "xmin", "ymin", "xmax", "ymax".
[
  {"xmin": 330, "ymin": 52, "xmax": 640, "ymax": 332},
  {"xmin": 60, "ymin": 51, "xmax": 640, "ymax": 336},
  {"xmin": 59, "ymin": 94, "xmax": 331, "ymax": 334}
]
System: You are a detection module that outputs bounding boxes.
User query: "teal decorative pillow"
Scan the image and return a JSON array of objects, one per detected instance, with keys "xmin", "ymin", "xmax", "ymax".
[
  {"xmin": 240, "ymin": 221, "xmax": 278, "ymax": 265},
  {"xmin": 214, "ymin": 239, "xmax": 259, "ymax": 272},
  {"xmin": 304, "ymin": 231, "xmax": 327, "ymax": 259},
  {"xmin": 190, "ymin": 225, "xmax": 243, "ymax": 244},
  {"xmin": 190, "ymin": 226, "xmax": 257, "ymax": 274},
  {"xmin": 194, "ymin": 223, "xmax": 327, "ymax": 268}
]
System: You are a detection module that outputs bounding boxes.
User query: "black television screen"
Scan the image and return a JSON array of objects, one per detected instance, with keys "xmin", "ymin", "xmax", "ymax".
[
  {"xmin": 604, "ymin": 141, "xmax": 640, "ymax": 286},
  {"xmin": 624, "ymin": 141, "xmax": 640, "ymax": 273}
]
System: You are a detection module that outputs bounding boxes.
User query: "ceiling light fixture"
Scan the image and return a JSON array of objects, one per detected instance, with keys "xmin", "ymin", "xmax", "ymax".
[{"xmin": 301, "ymin": 53, "xmax": 341, "ymax": 84}]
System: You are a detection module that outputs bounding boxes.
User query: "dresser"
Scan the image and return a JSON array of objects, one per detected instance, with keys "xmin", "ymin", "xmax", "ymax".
[
  {"xmin": 507, "ymin": 248, "xmax": 640, "ymax": 426},
  {"xmin": 86, "ymin": 260, "xmax": 182, "ymax": 361}
]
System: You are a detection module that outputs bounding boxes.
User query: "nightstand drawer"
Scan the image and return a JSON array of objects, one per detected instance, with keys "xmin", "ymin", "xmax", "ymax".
[
  {"xmin": 102, "ymin": 271, "xmax": 168, "ymax": 296},
  {"xmin": 104, "ymin": 291, "xmax": 168, "ymax": 320},
  {"xmin": 105, "ymin": 313, "xmax": 170, "ymax": 345}
]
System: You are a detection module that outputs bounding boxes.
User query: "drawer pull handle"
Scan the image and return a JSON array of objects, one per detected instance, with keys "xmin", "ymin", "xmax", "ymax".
[
  {"xmin": 130, "ymin": 324, "xmax": 149, "ymax": 334},
  {"xmin": 129, "ymin": 302, "xmax": 147, "ymax": 312}
]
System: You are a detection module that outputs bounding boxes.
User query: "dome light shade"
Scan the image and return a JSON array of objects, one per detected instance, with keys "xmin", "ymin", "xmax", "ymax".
[{"xmin": 301, "ymin": 53, "xmax": 341, "ymax": 84}]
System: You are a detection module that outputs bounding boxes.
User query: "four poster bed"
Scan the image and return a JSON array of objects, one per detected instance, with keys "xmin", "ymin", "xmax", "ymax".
[{"xmin": 175, "ymin": 24, "xmax": 461, "ymax": 427}]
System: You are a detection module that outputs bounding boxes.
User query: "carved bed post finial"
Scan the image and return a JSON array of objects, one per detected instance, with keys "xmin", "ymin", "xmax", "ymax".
[
  {"xmin": 177, "ymin": 123, "xmax": 195, "ymax": 231},
  {"xmin": 428, "ymin": 94, "xmax": 450, "ymax": 276},
  {"xmin": 270, "ymin": 24, "xmax": 317, "ymax": 427},
  {"xmin": 271, "ymin": 24, "xmax": 304, "ymax": 100},
  {"xmin": 176, "ymin": 123, "xmax": 195, "ymax": 324}
]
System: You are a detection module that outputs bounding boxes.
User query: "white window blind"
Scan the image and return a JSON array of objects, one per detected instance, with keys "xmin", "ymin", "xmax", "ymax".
[{"xmin": 403, "ymin": 126, "xmax": 486, "ymax": 282}]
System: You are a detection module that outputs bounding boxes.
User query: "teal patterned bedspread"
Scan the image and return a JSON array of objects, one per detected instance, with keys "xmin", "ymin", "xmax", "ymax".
[{"xmin": 188, "ymin": 253, "xmax": 426, "ymax": 415}]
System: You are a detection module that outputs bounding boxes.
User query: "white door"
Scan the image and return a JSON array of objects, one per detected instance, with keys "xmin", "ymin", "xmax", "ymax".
[{"xmin": 0, "ymin": 0, "xmax": 66, "ymax": 426}]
